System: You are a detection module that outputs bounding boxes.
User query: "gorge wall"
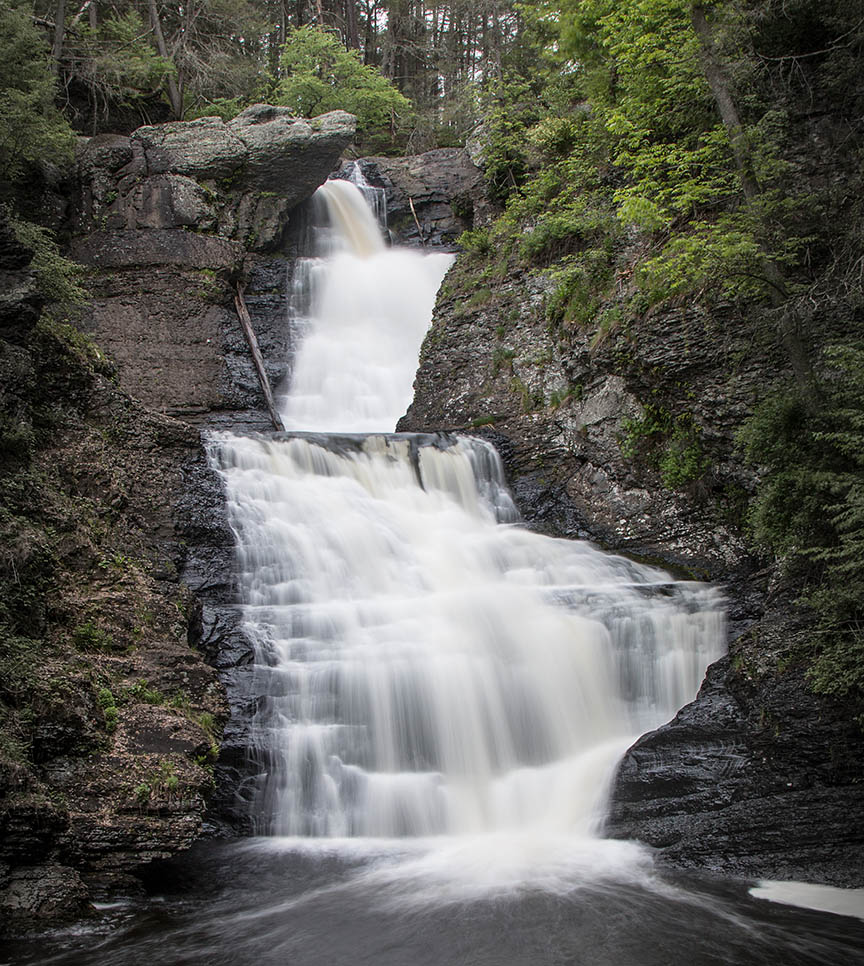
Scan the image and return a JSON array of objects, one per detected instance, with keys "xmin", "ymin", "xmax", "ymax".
[
  {"xmin": 3, "ymin": 99, "xmax": 861, "ymax": 937},
  {"xmin": 0, "ymin": 107, "xmax": 358, "ymax": 931},
  {"xmin": 0, "ymin": 110, "xmax": 489, "ymax": 931}
]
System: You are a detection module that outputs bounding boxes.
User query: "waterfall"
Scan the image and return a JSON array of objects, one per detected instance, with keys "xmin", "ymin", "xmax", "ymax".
[
  {"xmin": 279, "ymin": 178, "xmax": 453, "ymax": 433},
  {"xmin": 212, "ymin": 179, "xmax": 726, "ymax": 845}
]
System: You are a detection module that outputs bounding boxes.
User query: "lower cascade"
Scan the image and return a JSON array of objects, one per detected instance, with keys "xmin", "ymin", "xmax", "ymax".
[{"xmin": 211, "ymin": 178, "xmax": 726, "ymax": 848}]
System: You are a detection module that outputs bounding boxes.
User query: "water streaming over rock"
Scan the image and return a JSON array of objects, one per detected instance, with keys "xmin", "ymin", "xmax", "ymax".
[
  {"xmin": 212, "ymin": 177, "xmax": 726, "ymax": 846},
  {"xmin": 13, "ymin": 180, "xmax": 863, "ymax": 966}
]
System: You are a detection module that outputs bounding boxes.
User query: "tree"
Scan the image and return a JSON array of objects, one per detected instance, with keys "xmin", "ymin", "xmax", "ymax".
[
  {"xmin": 0, "ymin": 0, "xmax": 74, "ymax": 185},
  {"xmin": 274, "ymin": 25, "xmax": 413, "ymax": 147}
]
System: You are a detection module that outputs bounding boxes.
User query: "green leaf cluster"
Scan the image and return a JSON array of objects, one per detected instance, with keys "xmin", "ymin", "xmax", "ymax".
[
  {"xmin": 274, "ymin": 27, "xmax": 414, "ymax": 150},
  {"xmin": 740, "ymin": 345, "xmax": 864, "ymax": 713},
  {"xmin": 6, "ymin": 214, "xmax": 86, "ymax": 308},
  {"xmin": 619, "ymin": 403, "xmax": 708, "ymax": 488}
]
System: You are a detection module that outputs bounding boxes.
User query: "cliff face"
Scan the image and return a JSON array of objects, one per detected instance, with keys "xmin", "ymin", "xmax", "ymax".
[
  {"xmin": 400, "ymin": 261, "xmax": 761, "ymax": 583},
  {"xmin": 70, "ymin": 106, "xmax": 356, "ymax": 426},
  {"xmin": 0, "ymin": 108, "xmax": 355, "ymax": 933},
  {"xmin": 343, "ymin": 148, "xmax": 490, "ymax": 247},
  {"xmin": 399, "ymin": 245, "xmax": 864, "ymax": 886}
]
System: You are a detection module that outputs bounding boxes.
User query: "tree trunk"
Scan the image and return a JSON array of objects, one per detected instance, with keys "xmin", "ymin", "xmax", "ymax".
[
  {"xmin": 345, "ymin": 0, "xmax": 360, "ymax": 49},
  {"xmin": 51, "ymin": 0, "xmax": 66, "ymax": 75},
  {"xmin": 690, "ymin": 4, "xmax": 760, "ymax": 202},
  {"xmin": 691, "ymin": 3, "xmax": 813, "ymax": 386},
  {"xmin": 147, "ymin": 0, "xmax": 183, "ymax": 119},
  {"xmin": 234, "ymin": 285, "xmax": 285, "ymax": 432}
]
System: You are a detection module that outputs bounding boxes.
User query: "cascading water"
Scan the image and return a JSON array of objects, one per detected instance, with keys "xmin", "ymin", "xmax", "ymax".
[
  {"xmin": 211, "ymin": 177, "xmax": 726, "ymax": 848},
  {"xmin": 279, "ymin": 178, "xmax": 453, "ymax": 433},
  {"xmin": 16, "ymin": 178, "xmax": 864, "ymax": 966}
]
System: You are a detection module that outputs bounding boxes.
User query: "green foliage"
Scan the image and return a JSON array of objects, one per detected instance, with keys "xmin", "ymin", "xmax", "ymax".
[
  {"xmin": 186, "ymin": 97, "xmax": 247, "ymax": 122},
  {"xmin": 658, "ymin": 424, "xmax": 708, "ymax": 488},
  {"xmin": 274, "ymin": 27, "xmax": 413, "ymax": 150},
  {"xmin": 620, "ymin": 403, "xmax": 707, "ymax": 487},
  {"xmin": 66, "ymin": 11, "xmax": 174, "ymax": 121},
  {"xmin": 0, "ymin": 1, "xmax": 74, "ymax": 183},
  {"xmin": 72, "ymin": 621, "xmax": 114, "ymax": 652},
  {"xmin": 125, "ymin": 679, "xmax": 165, "ymax": 705},
  {"xmin": 740, "ymin": 344, "xmax": 864, "ymax": 714},
  {"xmin": 619, "ymin": 403, "xmax": 674, "ymax": 459},
  {"xmin": 457, "ymin": 228, "xmax": 492, "ymax": 257},
  {"xmin": 491, "ymin": 346, "xmax": 517, "ymax": 375},
  {"xmin": 98, "ymin": 687, "xmax": 118, "ymax": 733},
  {"xmin": 6, "ymin": 215, "xmax": 86, "ymax": 308}
]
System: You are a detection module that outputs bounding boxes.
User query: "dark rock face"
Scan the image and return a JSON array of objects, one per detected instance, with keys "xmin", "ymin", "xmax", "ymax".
[
  {"xmin": 400, "ymin": 267, "xmax": 755, "ymax": 580},
  {"xmin": 0, "ymin": 216, "xmax": 40, "ymax": 339},
  {"xmin": 0, "ymin": 110, "xmax": 356, "ymax": 934},
  {"xmin": 605, "ymin": 609, "xmax": 864, "ymax": 887},
  {"xmin": 400, "ymin": 252, "xmax": 864, "ymax": 885},
  {"xmin": 344, "ymin": 148, "xmax": 488, "ymax": 248},
  {"xmin": 69, "ymin": 109, "xmax": 355, "ymax": 427}
]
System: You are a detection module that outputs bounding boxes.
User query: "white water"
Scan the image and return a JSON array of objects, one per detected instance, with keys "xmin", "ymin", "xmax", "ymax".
[
  {"xmin": 279, "ymin": 178, "xmax": 454, "ymax": 433},
  {"xmin": 211, "ymin": 179, "xmax": 725, "ymax": 874}
]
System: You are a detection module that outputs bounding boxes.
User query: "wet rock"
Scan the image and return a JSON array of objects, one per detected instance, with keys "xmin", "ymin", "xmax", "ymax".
[
  {"xmin": 346, "ymin": 148, "xmax": 487, "ymax": 247},
  {"xmin": 401, "ymin": 229, "xmax": 864, "ymax": 886},
  {"xmin": 605, "ymin": 640, "xmax": 864, "ymax": 886},
  {"xmin": 0, "ymin": 864, "xmax": 90, "ymax": 929},
  {"xmin": 228, "ymin": 106, "xmax": 356, "ymax": 197}
]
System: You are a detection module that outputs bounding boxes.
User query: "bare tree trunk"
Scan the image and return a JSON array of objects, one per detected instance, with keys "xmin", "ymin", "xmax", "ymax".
[
  {"xmin": 71, "ymin": 0, "xmax": 95, "ymax": 29},
  {"xmin": 147, "ymin": 0, "xmax": 183, "ymax": 119},
  {"xmin": 691, "ymin": 4, "xmax": 760, "ymax": 202},
  {"xmin": 51, "ymin": 0, "xmax": 66, "ymax": 75},
  {"xmin": 234, "ymin": 284, "xmax": 285, "ymax": 432},
  {"xmin": 345, "ymin": 0, "xmax": 360, "ymax": 49}
]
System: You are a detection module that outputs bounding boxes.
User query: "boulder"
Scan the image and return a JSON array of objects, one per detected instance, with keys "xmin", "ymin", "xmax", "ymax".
[{"xmin": 74, "ymin": 108, "xmax": 357, "ymax": 246}]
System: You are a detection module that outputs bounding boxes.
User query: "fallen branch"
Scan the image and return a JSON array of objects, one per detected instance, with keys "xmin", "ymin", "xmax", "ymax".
[
  {"xmin": 408, "ymin": 197, "xmax": 425, "ymax": 244},
  {"xmin": 234, "ymin": 283, "xmax": 285, "ymax": 432}
]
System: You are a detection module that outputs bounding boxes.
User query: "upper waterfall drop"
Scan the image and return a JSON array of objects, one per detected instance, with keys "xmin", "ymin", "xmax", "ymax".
[
  {"xmin": 317, "ymin": 179, "xmax": 386, "ymax": 257},
  {"xmin": 279, "ymin": 178, "xmax": 453, "ymax": 433}
]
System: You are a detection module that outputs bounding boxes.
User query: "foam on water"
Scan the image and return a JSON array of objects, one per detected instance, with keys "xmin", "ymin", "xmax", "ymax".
[{"xmin": 211, "ymin": 176, "xmax": 725, "ymax": 884}]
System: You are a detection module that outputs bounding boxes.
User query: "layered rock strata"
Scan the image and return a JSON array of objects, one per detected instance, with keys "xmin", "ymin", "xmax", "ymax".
[{"xmin": 0, "ymin": 108, "xmax": 355, "ymax": 933}]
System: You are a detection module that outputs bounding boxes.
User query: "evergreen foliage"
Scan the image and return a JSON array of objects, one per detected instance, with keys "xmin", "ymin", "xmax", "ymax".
[
  {"xmin": 740, "ymin": 346, "xmax": 864, "ymax": 715},
  {"xmin": 6, "ymin": 215, "xmax": 86, "ymax": 307},
  {"xmin": 0, "ymin": 1, "xmax": 74, "ymax": 182}
]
